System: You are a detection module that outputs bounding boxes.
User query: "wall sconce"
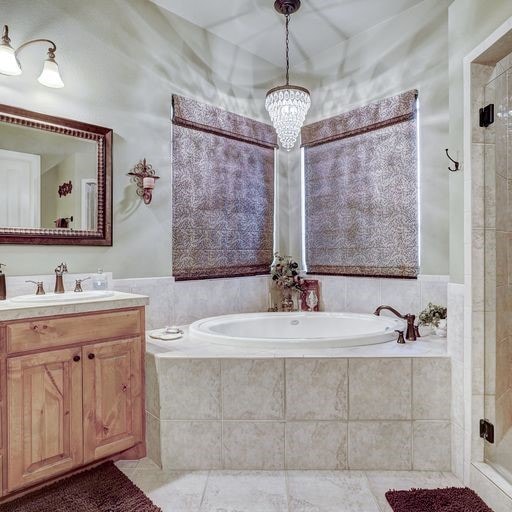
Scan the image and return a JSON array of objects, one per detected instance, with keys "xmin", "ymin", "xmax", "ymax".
[
  {"xmin": 128, "ymin": 158, "xmax": 160, "ymax": 205},
  {"xmin": 0, "ymin": 25, "xmax": 64, "ymax": 88}
]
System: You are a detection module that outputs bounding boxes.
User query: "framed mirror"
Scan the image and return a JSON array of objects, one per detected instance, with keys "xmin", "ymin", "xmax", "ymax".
[{"xmin": 0, "ymin": 104, "xmax": 112, "ymax": 245}]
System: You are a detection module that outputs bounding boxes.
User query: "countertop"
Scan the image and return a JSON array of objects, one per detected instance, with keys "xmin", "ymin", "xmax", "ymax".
[
  {"xmin": 146, "ymin": 326, "xmax": 449, "ymax": 359},
  {"xmin": 0, "ymin": 291, "xmax": 149, "ymax": 322}
]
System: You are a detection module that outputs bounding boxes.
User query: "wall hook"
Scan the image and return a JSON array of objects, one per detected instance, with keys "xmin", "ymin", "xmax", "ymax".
[{"xmin": 445, "ymin": 148, "xmax": 460, "ymax": 172}]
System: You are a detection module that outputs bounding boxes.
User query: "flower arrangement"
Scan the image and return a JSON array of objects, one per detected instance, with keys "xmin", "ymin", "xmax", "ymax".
[
  {"xmin": 270, "ymin": 252, "xmax": 304, "ymax": 291},
  {"xmin": 418, "ymin": 302, "xmax": 447, "ymax": 327}
]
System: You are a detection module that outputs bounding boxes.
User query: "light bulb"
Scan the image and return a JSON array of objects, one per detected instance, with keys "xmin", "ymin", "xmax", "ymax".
[
  {"xmin": 0, "ymin": 43, "xmax": 21, "ymax": 76},
  {"xmin": 38, "ymin": 58, "xmax": 64, "ymax": 88}
]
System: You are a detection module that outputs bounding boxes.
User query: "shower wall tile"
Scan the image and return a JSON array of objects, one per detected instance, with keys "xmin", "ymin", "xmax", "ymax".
[
  {"xmin": 348, "ymin": 421, "xmax": 412, "ymax": 470},
  {"xmin": 158, "ymin": 359, "xmax": 221, "ymax": 420},
  {"xmin": 222, "ymin": 421, "xmax": 285, "ymax": 470},
  {"xmin": 285, "ymin": 421, "xmax": 347, "ymax": 469},
  {"xmin": 348, "ymin": 359, "xmax": 412, "ymax": 420},
  {"xmin": 412, "ymin": 420, "xmax": 451, "ymax": 471},
  {"xmin": 222, "ymin": 359, "xmax": 284, "ymax": 420},
  {"xmin": 161, "ymin": 420, "xmax": 222, "ymax": 470},
  {"xmin": 412, "ymin": 358, "xmax": 451, "ymax": 420},
  {"xmin": 285, "ymin": 359, "xmax": 348, "ymax": 420},
  {"xmin": 420, "ymin": 280, "xmax": 448, "ymax": 310},
  {"xmin": 345, "ymin": 277, "xmax": 382, "ymax": 313}
]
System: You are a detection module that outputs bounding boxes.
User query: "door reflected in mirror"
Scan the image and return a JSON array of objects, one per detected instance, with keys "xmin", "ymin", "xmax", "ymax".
[{"xmin": 0, "ymin": 122, "xmax": 98, "ymax": 231}]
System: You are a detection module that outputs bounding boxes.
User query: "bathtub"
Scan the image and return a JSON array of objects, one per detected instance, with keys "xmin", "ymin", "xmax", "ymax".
[{"xmin": 189, "ymin": 311, "xmax": 404, "ymax": 349}]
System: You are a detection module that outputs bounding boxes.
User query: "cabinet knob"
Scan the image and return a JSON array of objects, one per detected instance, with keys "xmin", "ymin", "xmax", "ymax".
[
  {"xmin": 88, "ymin": 353, "xmax": 95, "ymax": 360},
  {"xmin": 73, "ymin": 355, "xmax": 81, "ymax": 362}
]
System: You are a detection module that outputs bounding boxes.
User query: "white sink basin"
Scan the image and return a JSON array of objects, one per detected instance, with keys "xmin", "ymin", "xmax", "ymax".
[{"xmin": 10, "ymin": 290, "xmax": 115, "ymax": 303}]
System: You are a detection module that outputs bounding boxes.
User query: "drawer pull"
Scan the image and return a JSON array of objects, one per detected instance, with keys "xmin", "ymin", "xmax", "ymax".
[
  {"xmin": 32, "ymin": 324, "xmax": 48, "ymax": 333},
  {"xmin": 121, "ymin": 384, "xmax": 127, "ymax": 392},
  {"xmin": 73, "ymin": 355, "xmax": 81, "ymax": 362},
  {"xmin": 88, "ymin": 353, "xmax": 95, "ymax": 360}
]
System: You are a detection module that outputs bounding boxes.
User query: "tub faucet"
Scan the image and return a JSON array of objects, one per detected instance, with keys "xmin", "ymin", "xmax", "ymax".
[
  {"xmin": 374, "ymin": 305, "xmax": 418, "ymax": 341},
  {"xmin": 54, "ymin": 262, "xmax": 68, "ymax": 294}
]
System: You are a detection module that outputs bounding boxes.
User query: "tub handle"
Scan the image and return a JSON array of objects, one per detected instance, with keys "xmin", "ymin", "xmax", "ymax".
[{"xmin": 395, "ymin": 330, "xmax": 406, "ymax": 344}]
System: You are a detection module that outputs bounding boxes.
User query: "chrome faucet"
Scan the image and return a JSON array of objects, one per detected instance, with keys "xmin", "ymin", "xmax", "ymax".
[
  {"xmin": 54, "ymin": 262, "xmax": 68, "ymax": 294},
  {"xmin": 374, "ymin": 305, "xmax": 419, "ymax": 341}
]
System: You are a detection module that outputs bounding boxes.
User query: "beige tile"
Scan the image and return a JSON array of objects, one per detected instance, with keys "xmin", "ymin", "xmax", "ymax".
[
  {"xmin": 412, "ymin": 358, "xmax": 451, "ymax": 420},
  {"xmin": 146, "ymin": 412, "xmax": 162, "ymax": 468},
  {"xmin": 222, "ymin": 421, "xmax": 285, "ymax": 469},
  {"xmin": 159, "ymin": 359, "xmax": 221, "ymax": 420},
  {"xmin": 420, "ymin": 281, "xmax": 447, "ymax": 311},
  {"xmin": 451, "ymin": 360, "xmax": 465, "ymax": 428},
  {"xmin": 285, "ymin": 421, "xmax": 347, "ymax": 470},
  {"xmin": 380, "ymin": 279, "xmax": 420, "ymax": 316},
  {"xmin": 349, "ymin": 359, "xmax": 412, "ymax": 420},
  {"xmin": 161, "ymin": 421, "xmax": 222, "ymax": 470},
  {"xmin": 145, "ymin": 353, "xmax": 160, "ymax": 418},
  {"xmin": 286, "ymin": 359, "xmax": 348, "ymax": 420},
  {"xmin": 412, "ymin": 420, "xmax": 451, "ymax": 471},
  {"xmin": 346, "ymin": 278, "xmax": 381, "ymax": 314},
  {"xmin": 287, "ymin": 471, "xmax": 380, "ymax": 512},
  {"xmin": 451, "ymin": 422, "xmax": 465, "ymax": 481},
  {"xmin": 348, "ymin": 421, "xmax": 412, "ymax": 470},
  {"xmin": 366, "ymin": 470, "xmax": 461, "ymax": 512},
  {"xmin": 470, "ymin": 465, "xmax": 512, "ymax": 512},
  {"xmin": 200, "ymin": 471, "xmax": 287, "ymax": 512},
  {"xmin": 222, "ymin": 359, "xmax": 284, "ymax": 420},
  {"xmin": 317, "ymin": 276, "xmax": 347, "ymax": 312},
  {"xmin": 130, "ymin": 468, "xmax": 209, "ymax": 512}
]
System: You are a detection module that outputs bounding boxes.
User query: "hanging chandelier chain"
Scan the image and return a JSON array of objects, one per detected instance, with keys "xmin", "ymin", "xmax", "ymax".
[{"xmin": 285, "ymin": 13, "xmax": 290, "ymax": 85}]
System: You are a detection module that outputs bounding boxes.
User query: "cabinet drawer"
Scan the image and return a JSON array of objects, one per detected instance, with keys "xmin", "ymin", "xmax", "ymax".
[{"xmin": 6, "ymin": 309, "xmax": 142, "ymax": 354}]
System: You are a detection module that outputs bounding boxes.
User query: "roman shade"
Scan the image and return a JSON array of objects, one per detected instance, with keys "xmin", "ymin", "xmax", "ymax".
[
  {"xmin": 301, "ymin": 90, "xmax": 419, "ymax": 278},
  {"xmin": 172, "ymin": 95, "xmax": 277, "ymax": 280}
]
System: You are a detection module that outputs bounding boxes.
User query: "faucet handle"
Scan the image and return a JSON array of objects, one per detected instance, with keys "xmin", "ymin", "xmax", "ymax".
[
  {"xmin": 394, "ymin": 330, "xmax": 406, "ymax": 344},
  {"xmin": 55, "ymin": 262, "xmax": 68, "ymax": 275},
  {"xmin": 74, "ymin": 277, "xmax": 90, "ymax": 292},
  {"xmin": 26, "ymin": 280, "xmax": 45, "ymax": 295}
]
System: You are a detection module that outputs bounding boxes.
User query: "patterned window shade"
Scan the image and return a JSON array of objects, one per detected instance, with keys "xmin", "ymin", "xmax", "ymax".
[
  {"xmin": 301, "ymin": 90, "xmax": 419, "ymax": 278},
  {"xmin": 172, "ymin": 95, "xmax": 277, "ymax": 280}
]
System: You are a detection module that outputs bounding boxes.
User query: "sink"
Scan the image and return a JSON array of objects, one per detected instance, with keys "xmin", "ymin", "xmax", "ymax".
[{"xmin": 10, "ymin": 290, "xmax": 115, "ymax": 303}]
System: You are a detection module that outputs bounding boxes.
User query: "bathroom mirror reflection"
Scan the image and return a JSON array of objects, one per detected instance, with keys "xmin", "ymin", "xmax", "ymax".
[{"xmin": 0, "ymin": 104, "xmax": 112, "ymax": 245}]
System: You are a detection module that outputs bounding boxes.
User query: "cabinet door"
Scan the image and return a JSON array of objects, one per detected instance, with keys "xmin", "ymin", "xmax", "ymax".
[
  {"xmin": 83, "ymin": 337, "xmax": 142, "ymax": 463},
  {"xmin": 7, "ymin": 348, "xmax": 83, "ymax": 491}
]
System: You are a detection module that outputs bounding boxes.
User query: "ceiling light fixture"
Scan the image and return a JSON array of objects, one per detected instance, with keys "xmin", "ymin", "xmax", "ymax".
[
  {"xmin": 265, "ymin": 0, "xmax": 310, "ymax": 151},
  {"xmin": 0, "ymin": 25, "xmax": 64, "ymax": 88}
]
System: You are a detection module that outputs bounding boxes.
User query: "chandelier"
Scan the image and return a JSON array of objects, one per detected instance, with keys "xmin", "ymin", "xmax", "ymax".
[{"xmin": 265, "ymin": 0, "xmax": 311, "ymax": 151}]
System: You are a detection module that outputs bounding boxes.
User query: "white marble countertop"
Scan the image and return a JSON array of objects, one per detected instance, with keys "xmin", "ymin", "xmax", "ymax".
[
  {"xmin": 146, "ymin": 326, "xmax": 448, "ymax": 359},
  {"xmin": 0, "ymin": 291, "xmax": 149, "ymax": 322}
]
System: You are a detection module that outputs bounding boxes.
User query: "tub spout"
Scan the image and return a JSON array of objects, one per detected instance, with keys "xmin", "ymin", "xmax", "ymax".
[{"xmin": 374, "ymin": 305, "xmax": 417, "ymax": 341}]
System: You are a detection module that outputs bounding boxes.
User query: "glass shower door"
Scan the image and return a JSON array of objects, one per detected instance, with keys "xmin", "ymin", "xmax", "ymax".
[{"xmin": 483, "ymin": 65, "xmax": 512, "ymax": 483}]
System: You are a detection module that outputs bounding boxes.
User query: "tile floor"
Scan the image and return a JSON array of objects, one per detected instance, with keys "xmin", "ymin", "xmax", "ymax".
[{"xmin": 117, "ymin": 458, "xmax": 462, "ymax": 512}]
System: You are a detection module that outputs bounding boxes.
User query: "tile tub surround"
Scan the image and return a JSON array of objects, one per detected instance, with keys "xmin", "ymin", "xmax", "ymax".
[{"xmin": 145, "ymin": 354, "xmax": 452, "ymax": 471}]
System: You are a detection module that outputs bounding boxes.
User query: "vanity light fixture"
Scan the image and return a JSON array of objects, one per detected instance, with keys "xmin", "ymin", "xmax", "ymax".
[
  {"xmin": 0, "ymin": 25, "xmax": 64, "ymax": 88},
  {"xmin": 128, "ymin": 158, "xmax": 160, "ymax": 205},
  {"xmin": 265, "ymin": 0, "xmax": 311, "ymax": 151}
]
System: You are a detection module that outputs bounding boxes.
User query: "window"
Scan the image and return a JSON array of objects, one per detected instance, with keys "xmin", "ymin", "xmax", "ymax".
[
  {"xmin": 172, "ymin": 95, "xmax": 277, "ymax": 280},
  {"xmin": 301, "ymin": 90, "xmax": 419, "ymax": 278}
]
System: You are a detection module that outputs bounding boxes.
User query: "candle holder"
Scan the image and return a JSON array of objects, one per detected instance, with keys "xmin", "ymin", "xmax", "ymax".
[{"xmin": 127, "ymin": 158, "xmax": 160, "ymax": 205}]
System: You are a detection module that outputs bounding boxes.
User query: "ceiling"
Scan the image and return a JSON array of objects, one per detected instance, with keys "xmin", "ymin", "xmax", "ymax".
[{"xmin": 151, "ymin": 0, "xmax": 425, "ymax": 67}]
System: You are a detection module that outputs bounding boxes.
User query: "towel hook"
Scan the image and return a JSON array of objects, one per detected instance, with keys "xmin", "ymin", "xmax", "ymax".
[{"xmin": 445, "ymin": 148, "xmax": 460, "ymax": 172}]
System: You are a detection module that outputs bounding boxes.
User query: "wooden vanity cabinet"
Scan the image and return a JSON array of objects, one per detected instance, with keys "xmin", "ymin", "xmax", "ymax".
[{"xmin": 0, "ymin": 307, "xmax": 146, "ymax": 498}]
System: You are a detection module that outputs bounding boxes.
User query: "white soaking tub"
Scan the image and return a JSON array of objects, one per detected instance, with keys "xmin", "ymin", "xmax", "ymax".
[{"xmin": 189, "ymin": 311, "xmax": 404, "ymax": 349}]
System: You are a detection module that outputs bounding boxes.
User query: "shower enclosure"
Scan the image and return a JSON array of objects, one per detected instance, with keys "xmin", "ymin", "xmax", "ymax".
[{"xmin": 484, "ymin": 61, "xmax": 512, "ymax": 484}]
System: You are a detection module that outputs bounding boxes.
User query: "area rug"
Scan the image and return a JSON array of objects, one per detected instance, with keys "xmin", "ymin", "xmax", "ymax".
[
  {"xmin": 0, "ymin": 461, "xmax": 161, "ymax": 512},
  {"xmin": 386, "ymin": 487, "xmax": 493, "ymax": 512}
]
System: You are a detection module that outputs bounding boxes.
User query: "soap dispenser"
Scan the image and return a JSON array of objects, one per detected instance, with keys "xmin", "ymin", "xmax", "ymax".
[
  {"xmin": 0, "ymin": 263, "xmax": 6, "ymax": 300},
  {"xmin": 92, "ymin": 268, "xmax": 108, "ymax": 290}
]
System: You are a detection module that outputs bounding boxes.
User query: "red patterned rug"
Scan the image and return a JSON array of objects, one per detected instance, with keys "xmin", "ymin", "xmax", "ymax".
[
  {"xmin": 386, "ymin": 487, "xmax": 493, "ymax": 512},
  {"xmin": 0, "ymin": 462, "xmax": 161, "ymax": 512}
]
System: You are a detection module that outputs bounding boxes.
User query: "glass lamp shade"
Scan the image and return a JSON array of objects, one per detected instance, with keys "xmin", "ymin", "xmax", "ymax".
[
  {"xmin": 38, "ymin": 58, "xmax": 64, "ymax": 88},
  {"xmin": 265, "ymin": 85, "xmax": 311, "ymax": 151},
  {"xmin": 0, "ymin": 43, "xmax": 21, "ymax": 76}
]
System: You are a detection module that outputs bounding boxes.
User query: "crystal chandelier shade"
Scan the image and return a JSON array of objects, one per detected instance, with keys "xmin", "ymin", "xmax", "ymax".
[
  {"xmin": 265, "ymin": 85, "xmax": 311, "ymax": 151},
  {"xmin": 265, "ymin": 0, "xmax": 310, "ymax": 151}
]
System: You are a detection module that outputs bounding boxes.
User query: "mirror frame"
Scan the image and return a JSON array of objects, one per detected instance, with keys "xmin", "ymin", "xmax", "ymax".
[{"xmin": 0, "ymin": 103, "xmax": 112, "ymax": 246}]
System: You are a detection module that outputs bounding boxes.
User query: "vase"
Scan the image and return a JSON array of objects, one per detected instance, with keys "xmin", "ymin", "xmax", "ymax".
[
  {"xmin": 434, "ymin": 319, "xmax": 447, "ymax": 337},
  {"xmin": 280, "ymin": 288, "xmax": 295, "ymax": 312}
]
